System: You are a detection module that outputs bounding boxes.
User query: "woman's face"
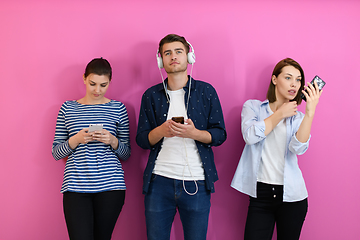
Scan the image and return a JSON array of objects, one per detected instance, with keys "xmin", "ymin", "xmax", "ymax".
[
  {"xmin": 272, "ymin": 65, "xmax": 302, "ymax": 102},
  {"xmin": 83, "ymin": 73, "xmax": 110, "ymax": 102}
]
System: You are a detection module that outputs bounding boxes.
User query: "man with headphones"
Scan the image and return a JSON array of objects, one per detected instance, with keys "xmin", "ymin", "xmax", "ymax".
[{"xmin": 136, "ymin": 34, "xmax": 226, "ymax": 240}]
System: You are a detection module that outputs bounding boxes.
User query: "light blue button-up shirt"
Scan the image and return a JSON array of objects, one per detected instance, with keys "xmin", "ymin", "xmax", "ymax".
[{"xmin": 231, "ymin": 99, "xmax": 310, "ymax": 202}]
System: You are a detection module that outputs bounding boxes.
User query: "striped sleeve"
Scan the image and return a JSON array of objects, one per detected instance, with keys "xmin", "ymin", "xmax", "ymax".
[
  {"xmin": 112, "ymin": 103, "xmax": 131, "ymax": 161},
  {"xmin": 52, "ymin": 102, "xmax": 74, "ymax": 160}
]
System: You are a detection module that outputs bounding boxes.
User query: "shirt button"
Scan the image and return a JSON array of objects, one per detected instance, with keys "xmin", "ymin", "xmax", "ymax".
[
  {"xmin": 272, "ymin": 187, "xmax": 275, "ymax": 191},
  {"xmin": 273, "ymin": 195, "xmax": 276, "ymax": 198}
]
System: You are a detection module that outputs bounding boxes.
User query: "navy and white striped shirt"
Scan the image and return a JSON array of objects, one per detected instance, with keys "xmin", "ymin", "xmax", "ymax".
[{"xmin": 52, "ymin": 100, "xmax": 131, "ymax": 193}]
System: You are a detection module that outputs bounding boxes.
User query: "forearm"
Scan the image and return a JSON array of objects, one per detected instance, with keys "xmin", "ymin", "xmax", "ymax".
[
  {"xmin": 148, "ymin": 126, "xmax": 165, "ymax": 146},
  {"xmin": 192, "ymin": 129, "xmax": 212, "ymax": 144},
  {"xmin": 296, "ymin": 114, "xmax": 314, "ymax": 143},
  {"xmin": 264, "ymin": 110, "xmax": 284, "ymax": 136},
  {"xmin": 68, "ymin": 135, "xmax": 80, "ymax": 150},
  {"xmin": 110, "ymin": 134, "xmax": 119, "ymax": 150}
]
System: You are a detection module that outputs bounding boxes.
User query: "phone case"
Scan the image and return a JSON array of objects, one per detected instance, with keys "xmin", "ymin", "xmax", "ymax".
[
  {"xmin": 88, "ymin": 124, "xmax": 103, "ymax": 132},
  {"xmin": 301, "ymin": 75, "xmax": 326, "ymax": 101}
]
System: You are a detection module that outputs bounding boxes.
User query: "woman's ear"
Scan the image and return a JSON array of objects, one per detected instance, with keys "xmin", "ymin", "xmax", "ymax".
[
  {"xmin": 83, "ymin": 74, "xmax": 86, "ymax": 84},
  {"xmin": 271, "ymin": 75, "xmax": 277, "ymax": 85}
]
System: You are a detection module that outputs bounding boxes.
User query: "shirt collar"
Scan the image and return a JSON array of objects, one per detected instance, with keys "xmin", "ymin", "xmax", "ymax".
[
  {"xmin": 156, "ymin": 75, "xmax": 194, "ymax": 92},
  {"xmin": 261, "ymin": 99, "xmax": 270, "ymax": 105}
]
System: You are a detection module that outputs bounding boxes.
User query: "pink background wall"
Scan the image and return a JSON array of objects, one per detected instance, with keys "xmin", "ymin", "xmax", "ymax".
[{"xmin": 1, "ymin": 0, "xmax": 359, "ymax": 239}]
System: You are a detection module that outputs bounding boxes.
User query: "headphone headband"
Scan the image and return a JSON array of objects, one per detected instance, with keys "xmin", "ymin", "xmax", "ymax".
[{"xmin": 156, "ymin": 41, "xmax": 196, "ymax": 69}]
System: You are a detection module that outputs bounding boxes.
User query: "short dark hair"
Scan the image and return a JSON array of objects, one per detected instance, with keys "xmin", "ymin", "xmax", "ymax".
[
  {"xmin": 267, "ymin": 58, "xmax": 305, "ymax": 105},
  {"xmin": 84, "ymin": 57, "xmax": 112, "ymax": 81},
  {"xmin": 159, "ymin": 34, "xmax": 190, "ymax": 57}
]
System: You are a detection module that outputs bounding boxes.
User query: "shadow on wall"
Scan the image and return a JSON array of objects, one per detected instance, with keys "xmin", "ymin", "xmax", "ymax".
[{"xmin": 112, "ymin": 41, "xmax": 164, "ymax": 239}]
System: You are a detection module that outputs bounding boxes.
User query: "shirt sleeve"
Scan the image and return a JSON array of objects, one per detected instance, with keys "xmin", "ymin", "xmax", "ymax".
[
  {"xmin": 112, "ymin": 103, "xmax": 131, "ymax": 161},
  {"xmin": 241, "ymin": 100, "xmax": 267, "ymax": 145},
  {"xmin": 206, "ymin": 86, "xmax": 227, "ymax": 147},
  {"xmin": 288, "ymin": 112, "xmax": 310, "ymax": 155},
  {"xmin": 52, "ymin": 103, "xmax": 74, "ymax": 160},
  {"xmin": 289, "ymin": 134, "xmax": 310, "ymax": 155},
  {"xmin": 136, "ymin": 91, "xmax": 154, "ymax": 150}
]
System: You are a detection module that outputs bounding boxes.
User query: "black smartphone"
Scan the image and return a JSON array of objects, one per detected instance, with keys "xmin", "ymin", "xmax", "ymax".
[
  {"xmin": 172, "ymin": 117, "xmax": 184, "ymax": 124},
  {"xmin": 301, "ymin": 75, "xmax": 326, "ymax": 101}
]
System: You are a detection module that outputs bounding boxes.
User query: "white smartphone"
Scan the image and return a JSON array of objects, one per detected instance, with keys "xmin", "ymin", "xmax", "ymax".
[{"xmin": 88, "ymin": 124, "xmax": 103, "ymax": 132}]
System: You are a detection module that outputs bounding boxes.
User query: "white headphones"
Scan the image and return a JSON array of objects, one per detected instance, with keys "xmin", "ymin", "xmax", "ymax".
[{"xmin": 156, "ymin": 41, "xmax": 196, "ymax": 69}]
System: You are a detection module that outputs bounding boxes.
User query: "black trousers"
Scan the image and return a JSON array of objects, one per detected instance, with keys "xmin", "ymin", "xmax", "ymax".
[
  {"xmin": 63, "ymin": 190, "xmax": 125, "ymax": 240},
  {"xmin": 244, "ymin": 182, "xmax": 308, "ymax": 240}
]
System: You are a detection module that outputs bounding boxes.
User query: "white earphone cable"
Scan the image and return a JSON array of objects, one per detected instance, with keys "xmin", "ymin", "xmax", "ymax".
[{"xmin": 158, "ymin": 46, "xmax": 199, "ymax": 196}]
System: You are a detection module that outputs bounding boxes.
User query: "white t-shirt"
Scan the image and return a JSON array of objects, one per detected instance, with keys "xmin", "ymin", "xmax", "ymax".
[
  {"xmin": 258, "ymin": 104, "xmax": 287, "ymax": 185},
  {"xmin": 153, "ymin": 88, "xmax": 205, "ymax": 180}
]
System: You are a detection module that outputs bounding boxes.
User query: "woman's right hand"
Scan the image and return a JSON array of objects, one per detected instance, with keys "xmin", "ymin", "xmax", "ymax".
[
  {"xmin": 277, "ymin": 101, "xmax": 298, "ymax": 118},
  {"xmin": 264, "ymin": 101, "xmax": 297, "ymax": 136},
  {"xmin": 68, "ymin": 128, "xmax": 93, "ymax": 150}
]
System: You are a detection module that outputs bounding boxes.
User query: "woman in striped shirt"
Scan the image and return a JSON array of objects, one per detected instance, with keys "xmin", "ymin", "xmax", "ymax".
[{"xmin": 52, "ymin": 58, "xmax": 131, "ymax": 240}]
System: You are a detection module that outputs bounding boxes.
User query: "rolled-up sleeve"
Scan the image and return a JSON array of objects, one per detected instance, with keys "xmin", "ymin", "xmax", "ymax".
[
  {"xmin": 136, "ymin": 91, "xmax": 154, "ymax": 150},
  {"xmin": 289, "ymin": 134, "xmax": 310, "ymax": 155},
  {"xmin": 206, "ymin": 88, "xmax": 226, "ymax": 147},
  {"xmin": 241, "ymin": 100, "xmax": 267, "ymax": 145}
]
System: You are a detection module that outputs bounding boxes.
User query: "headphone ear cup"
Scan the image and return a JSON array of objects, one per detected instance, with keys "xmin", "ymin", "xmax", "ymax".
[
  {"xmin": 187, "ymin": 52, "xmax": 196, "ymax": 65},
  {"xmin": 157, "ymin": 56, "xmax": 163, "ymax": 69}
]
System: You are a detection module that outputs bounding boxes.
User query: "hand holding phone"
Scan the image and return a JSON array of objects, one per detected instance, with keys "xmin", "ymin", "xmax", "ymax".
[{"xmin": 301, "ymin": 75, "xmax": 326, "ymax": 101}]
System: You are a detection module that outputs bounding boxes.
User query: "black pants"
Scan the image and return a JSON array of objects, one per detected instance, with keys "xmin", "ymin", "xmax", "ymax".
[
  {"xmin": 63, "ymin": 190, "xmax": 125, "ymax": 240},
  {"xmin": 244, "ymin": 182, "xmax": 308, "ymax": 240}
]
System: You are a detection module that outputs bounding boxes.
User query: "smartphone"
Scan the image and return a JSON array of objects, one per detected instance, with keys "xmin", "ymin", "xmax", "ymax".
[
  {"xmin": 88, "ymin": 124, "xmax": 103, "ymax": 132},
  {"xmin": 172, "ymin": 117, "xmax": 184, "ymax": 124},
  {"xmin": 301, "ymin": 75, "xmax": 326, "ymax": 101}
]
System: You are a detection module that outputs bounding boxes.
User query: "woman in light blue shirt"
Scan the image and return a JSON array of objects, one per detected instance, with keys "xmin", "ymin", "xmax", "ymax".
[{"xmin": 231, "ymin": 58, "xmax": 322, "ymax": 240}]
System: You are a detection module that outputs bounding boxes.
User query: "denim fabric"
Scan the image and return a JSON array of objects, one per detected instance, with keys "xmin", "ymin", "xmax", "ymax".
[{"xmin": 145, "ymin": 174, "xmax": 211, "ymax": 240}]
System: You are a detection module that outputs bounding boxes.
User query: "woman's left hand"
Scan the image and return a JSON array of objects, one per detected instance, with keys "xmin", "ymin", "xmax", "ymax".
[
  {"xmin": 92, "ymin": 129, "xmax": 115, "ymax": 145},
  {"xmin": 302, "ymin": 80, "xmax": 323, "ymax": 117}
]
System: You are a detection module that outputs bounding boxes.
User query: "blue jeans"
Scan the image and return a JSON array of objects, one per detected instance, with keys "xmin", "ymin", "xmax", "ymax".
[{"xmin": 145, "ymin": 174, "xmax": 211, "ymax": 240}]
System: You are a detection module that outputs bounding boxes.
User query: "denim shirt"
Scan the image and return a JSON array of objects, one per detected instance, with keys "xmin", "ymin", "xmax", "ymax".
[
  {"xmin": 231, "ymin": 99, "xmax": 310, "ymax": 202},
  {"xmin": 136, "ymin": 77, "xmax": 227, "ymax": 194}
]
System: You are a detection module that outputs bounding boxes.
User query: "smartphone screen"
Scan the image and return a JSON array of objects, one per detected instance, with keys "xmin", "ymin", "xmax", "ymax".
[
  {"xmin": 88, "ymin": 124, "xmax": 103, "ymax": 132},
  {"xmin": 172, "ymin": 117, "xmax": 184, "ymax": 124}
]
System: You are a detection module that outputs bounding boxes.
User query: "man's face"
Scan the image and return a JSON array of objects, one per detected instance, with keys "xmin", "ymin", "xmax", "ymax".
[{"xmin": 161, "ymin": 41, "xmax": 188, "ymax": 74}]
